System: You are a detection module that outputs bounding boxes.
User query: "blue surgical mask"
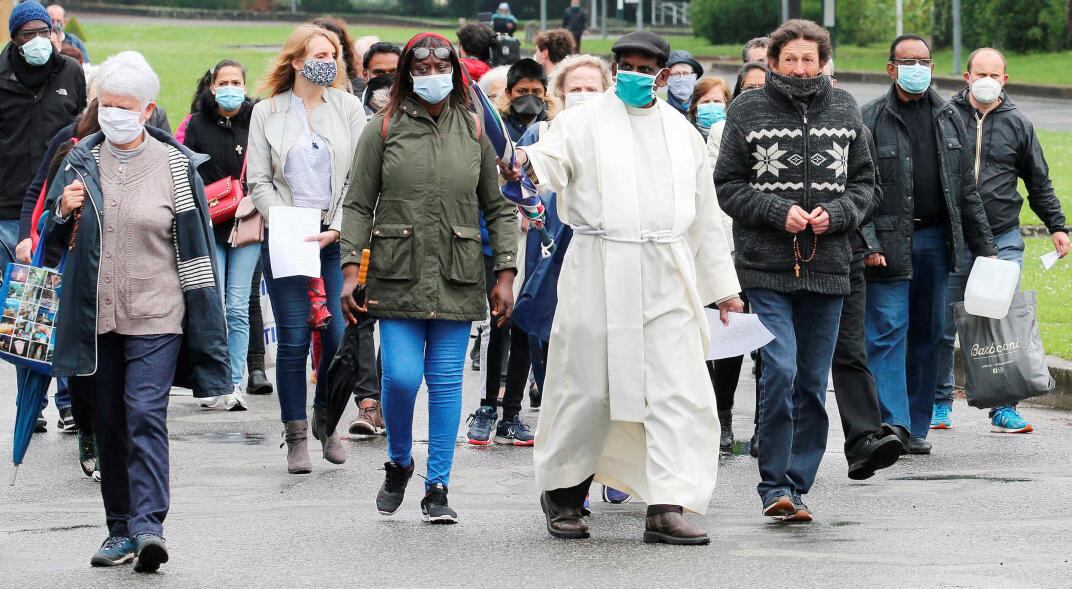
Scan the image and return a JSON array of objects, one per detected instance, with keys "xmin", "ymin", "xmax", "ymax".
[
  {"xmin": 214, "ymin": 86, "xmax": 246, "ymax": 112},
  {"xmin": 695, "ymin": 103, "xmax": 726, "ymax": 129},
  {"xmin": 411, "ymin": 72, "xmax": 454, "ymax": 104},
  {"xmin": 896, "ymin": 64, "xmax": 932, "ymax": 95},
  {"xmin": 667, "ymin": 73, "xmax": 697, "ymax": 101},
  {"xmin": 615, "ymin": 70, "xmax": 660, "ymax": 108},
  {"xmin": 19, "ymin": 36, "xmax": 53, "ymax": 67}
]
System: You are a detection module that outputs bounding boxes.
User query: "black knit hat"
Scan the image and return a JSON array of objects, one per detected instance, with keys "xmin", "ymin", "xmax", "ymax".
[{"xmin": 611, "ymin": 31, "xmax": 671, "ymax": 64}]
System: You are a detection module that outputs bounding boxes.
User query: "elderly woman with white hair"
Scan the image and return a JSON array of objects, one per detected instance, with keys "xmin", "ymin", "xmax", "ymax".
[{"xmin": 45, "ymin": 51, "xmax": 229, "ymax": 573}]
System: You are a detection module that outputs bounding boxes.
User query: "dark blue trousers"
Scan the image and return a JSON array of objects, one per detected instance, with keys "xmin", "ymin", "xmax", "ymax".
[{"xmin": 89, "ymin": 333, "xmax": 180, "ymax": 538}]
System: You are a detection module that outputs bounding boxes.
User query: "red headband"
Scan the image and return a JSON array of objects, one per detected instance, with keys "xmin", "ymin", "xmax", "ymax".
[{"xmin": 403, "ymin": 32, "xmax": 453, "ymax": 54}]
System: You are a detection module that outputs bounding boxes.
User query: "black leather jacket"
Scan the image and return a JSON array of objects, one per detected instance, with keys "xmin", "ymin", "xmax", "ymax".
[{"xmin": 860, "ymin": 86, "xmax": 996, "ymax": 282}]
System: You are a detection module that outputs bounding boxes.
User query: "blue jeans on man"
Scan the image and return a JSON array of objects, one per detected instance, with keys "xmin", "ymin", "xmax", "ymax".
[
  {"xmin": 936, "ymin": 227, "xmax": 1024, "ymax": 416},
  {"xmin": 866, "ymin": 225, "xmax": 950, "ymax": 438},
  {"xmin": 747, "ymin": 288, "xmax": 843, "ymax": 504}
]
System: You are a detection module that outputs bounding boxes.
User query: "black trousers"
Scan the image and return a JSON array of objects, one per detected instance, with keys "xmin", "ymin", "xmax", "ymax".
[
  {"xmin": 246, "ymin": 261, "xmax": 265, "ymax": 367},
  {"xmin": 482, "ymin": 255, "xmax": 510, "ymax": 410},
  {"xmin": 831, "ymin": 257, "xmax": 885, "ymax": 459},
  {"xmin": 352, "ymin": 316, "xmax": 382, "ymax": 403},
  {"xmin": 501, "ymin": 321, "xmax": 530, "ymax": 420}
]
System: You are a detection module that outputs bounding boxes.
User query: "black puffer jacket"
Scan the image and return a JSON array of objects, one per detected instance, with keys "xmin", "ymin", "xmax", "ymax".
[
  {"xmin": 183, "ymin": 98, "xmax": 254, "ymax": 244},
  {"xmin": 0, "ymin": 46, "xmax": 86, "ymax": 220},
  {"xmin": 860, "ymin": 87, "xmax": 996, "ymax": 282},
  {"xmin": 950, "ymin": 88, "xmax": 1067, "ymax": 236}
]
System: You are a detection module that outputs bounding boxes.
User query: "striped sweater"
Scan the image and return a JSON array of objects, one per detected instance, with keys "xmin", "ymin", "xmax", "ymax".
[{"xmin": 714, "ymin": 70, "xmax": 876, "ymax": 296}]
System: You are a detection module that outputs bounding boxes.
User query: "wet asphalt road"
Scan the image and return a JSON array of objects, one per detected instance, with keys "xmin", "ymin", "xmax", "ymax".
[{"xmin": 2, "ymin": 355, "xmax": 1072, "ymax": 587}]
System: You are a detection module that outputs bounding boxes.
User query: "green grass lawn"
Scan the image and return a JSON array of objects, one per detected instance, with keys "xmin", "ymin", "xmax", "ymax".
[
  {"xmin": 1020, "ymin": 130, "xmax": 1072, "ymax": 228},
  {"xmin": 1021, "ymin": 236, "xmax": 1072, "ymax": 360}
]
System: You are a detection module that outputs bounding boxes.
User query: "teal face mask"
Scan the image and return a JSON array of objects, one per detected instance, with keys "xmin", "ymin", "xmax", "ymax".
[
  {"xmin": 896, "ymin": 64, "xmax": 932, "ymax": 95},
  {"xmin": 695, "ymin": 103, "xmax": 726, "ymax": 129},
  {"xmin": 615, "ymin": 70, "xmax": 660, "ymax": 108},
  {"xmin": 214, "ymin": 86, "xmax": 246, "ymax": 112}
]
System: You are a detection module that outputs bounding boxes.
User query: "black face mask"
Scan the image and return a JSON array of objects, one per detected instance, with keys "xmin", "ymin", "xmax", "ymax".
[{"xmin": 512, "ymin": 94, "xmax": 546, "ymax": 116}]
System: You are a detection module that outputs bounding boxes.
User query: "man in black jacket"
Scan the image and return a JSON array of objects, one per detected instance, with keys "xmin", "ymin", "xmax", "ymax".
[
  {"xmin": 860, "ymin": 35, "xmax": 996, "ymax": 456},
  {"xmin": 562, "ymin": 0, "xmax": 587, "ymax": 51},
  {"xmin": 716, "ymin": 20, "xmax": 873, "ymax": 522},
  {"xmin": 0, "ymin": 1, "xmax": 86, "ymax": 271},
  {"xmin": 934, "ymin": 47, "xmax": 1069, "ymax": 433}
]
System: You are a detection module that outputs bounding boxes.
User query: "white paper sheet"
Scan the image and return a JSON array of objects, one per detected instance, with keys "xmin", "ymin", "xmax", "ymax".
[
  {"xmin": 1040, "ymin": 250, "xmax": 1062, "ymax": 271},
  {"xmin": 703, "ymin": 310, "xmax": 775, "ymax": 361},
  {"xmin": 268, "ymin": 206, "xmax": 321, "ymax": 278}
]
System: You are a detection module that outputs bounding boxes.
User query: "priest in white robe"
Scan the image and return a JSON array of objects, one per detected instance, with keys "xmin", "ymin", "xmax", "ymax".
[{"xmin": 507, "ymin": 31, "xmax": 742, "ymax": 546}]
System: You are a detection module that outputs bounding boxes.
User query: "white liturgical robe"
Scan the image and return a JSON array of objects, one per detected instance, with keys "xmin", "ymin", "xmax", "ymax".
[{"xmin": 520, "ymin": 91, "xmax": 740, "ymax": 514}]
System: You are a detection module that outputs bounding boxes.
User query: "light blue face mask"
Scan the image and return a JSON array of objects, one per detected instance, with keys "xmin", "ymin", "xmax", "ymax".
[
  {"xmin": 896, "ymin": 64, "xmax": 932, "ymax": 95},
  {"xmin": 615, "ymin": 70, "xmax": 661, "ymax": 108},
  {"xmin": 214, "ymin": 86, "xmax": 246, "ymax": 112},
  {"xmin": 19, "ymin": 36, "xmax": 53, "ymax": 67},
  {"xmin": 695, "ymin": 102, "xmax": 726, "ymax": 129},
  {"xmin": 412, "ymin": 72, "xmax": 454, "ymax": 104}
]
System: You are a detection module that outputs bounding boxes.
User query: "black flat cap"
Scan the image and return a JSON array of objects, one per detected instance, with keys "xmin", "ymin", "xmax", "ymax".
[
  {"xmin": 611, "ymin": 31, "xmax": 671, "ymax": 63},
  {"xmin": 667, "ymin": 50, "xmax": 703, "ymax": 77}
]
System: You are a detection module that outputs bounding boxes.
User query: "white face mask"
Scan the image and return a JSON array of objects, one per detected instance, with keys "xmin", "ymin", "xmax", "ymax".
[
  {"xmin": 970, "ymin": 76, "xmax": 1002, "ymax": 105},
  {"xmin": 565, "ymin": 91, "xmax": 601, "ymax": 109},
  {"xmin": 98, "ymin": 106, "xmax": 148, "ymax": 145}
]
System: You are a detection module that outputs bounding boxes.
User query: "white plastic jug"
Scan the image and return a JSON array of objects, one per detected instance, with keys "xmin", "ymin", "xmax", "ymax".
[{"xmin": 963, "ymin": 257, "xmax": 1021, "ymax": 319}]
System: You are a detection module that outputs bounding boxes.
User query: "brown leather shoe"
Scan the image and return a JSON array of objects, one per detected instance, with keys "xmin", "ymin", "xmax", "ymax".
[
  {"xmin": 540, "ymin": 493, "xmax": 590, "ymax": 539},
  {"xmin": 349, "ymin": 399, "xmax": 385, "ymax": 435},
  {"xmin": 643, "ymin": 507, "xmax": 710, "ymax": 545}
]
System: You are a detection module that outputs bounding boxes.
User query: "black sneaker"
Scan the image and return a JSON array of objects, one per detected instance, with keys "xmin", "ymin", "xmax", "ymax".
[
  {"xmin": 529, "ymin": 382, "xmax": 542, "ymax": 409},
  {"xmin": 132, "ymin": 534, "xmax": 169, "ymax": 573},
  {"xmin": 421, "ymin": 483, "xmax": 458, "ymax": 524},
  {"xmin": 57, "ymin": 406, "xmax": 78, "ymax": 433},
  {"xmin": 78, "ymin": 432, "xmax": 96, "ymax": 478},
  {"xmin": 494, "ymin": 416, "xmax": 535, "ymax": 446},
  {"xmin": 34, "ymin": 417, "xmax": 46, "ymax": 433},
  {"xmin": 376, "ymin": 461, "xmax": 414, "ymax": 516}
]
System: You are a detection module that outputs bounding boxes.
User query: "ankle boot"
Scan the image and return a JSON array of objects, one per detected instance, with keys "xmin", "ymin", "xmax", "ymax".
[
  {"xmin": 540, "ymin": 492, "xmax": 589, "ymax": 539},
  {"xmin": 282, "ymin": 420, "xmax": 312, "ymax": 474},
  {"xmin": 644, "ymin": 505, "xmax": 710, "ymax": 545},
  {"xmin": 312, "ymin": 406, "xmax": 347, "ymax": 465},
  {"xmin": 718, "ymin": 410, "xmax": 734, "ymax": 453}
]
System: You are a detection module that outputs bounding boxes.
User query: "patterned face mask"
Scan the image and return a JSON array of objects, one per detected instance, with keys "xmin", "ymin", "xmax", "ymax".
[{"xmin": 300, "ymin": 59, "xmax": 337, "ymax": 87}]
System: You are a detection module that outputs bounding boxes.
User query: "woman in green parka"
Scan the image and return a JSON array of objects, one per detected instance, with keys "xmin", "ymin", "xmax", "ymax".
[{"xmin": 340, "ymin": 32, "xmax": 517, "ymax": 524}]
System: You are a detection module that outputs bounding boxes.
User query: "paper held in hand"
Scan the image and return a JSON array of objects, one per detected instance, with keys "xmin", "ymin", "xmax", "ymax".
[
  {"xmin": 1040, "ymin": 250, "xmax": 1061, "ymax": 270},
  {"xmin": 703, "ymin": 310, "xmax": 775, "ymax": 361},
  {"xmin": 268, "ymin": 206, "xmax": 321, "ymax": 278}
]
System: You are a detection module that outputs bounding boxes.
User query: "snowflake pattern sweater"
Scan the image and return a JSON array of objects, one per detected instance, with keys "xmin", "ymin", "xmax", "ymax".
[{"xmin": 714, "ymin": 70, "xmax": 876, "ymax": 296}]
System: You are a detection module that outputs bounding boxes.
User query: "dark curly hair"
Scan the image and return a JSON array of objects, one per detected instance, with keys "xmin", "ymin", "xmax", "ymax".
[
  {"xmin": 457, "ymin": 23, "xmax": 495, "ymax": 63},
  {"xmin": 534, "ymin": 28, "xmax": 576, "ymax": 65}
]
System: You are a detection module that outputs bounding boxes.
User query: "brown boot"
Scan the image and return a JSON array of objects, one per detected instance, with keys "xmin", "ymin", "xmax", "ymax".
[
  {"xmin": 643, "ymin": 505, "xmax": 710, "ymax": 545},
  {"xmin": 540, "ymin": 492, "xmax": 590, "ymax": 539},
  {"xmin": 348, "ymin": 399, "xmax": 385, "ymax": 436},
  {"xmin": 311, "ymin": 406, "xmax": 347, "ymax": 465},
  {"xmin": 282, "ymin": 420, "xmax": 312, "ymax": 474}
]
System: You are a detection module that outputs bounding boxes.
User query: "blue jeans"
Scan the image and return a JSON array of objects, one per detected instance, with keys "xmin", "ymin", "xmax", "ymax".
[
  {"xmin": 866, "ymin": 225, "xmax": 950, "ymax": 438},
  {"xmin": 0, "ymin": 218, "xmax": 19, "ymax": 270},
  {"xmin": 936, "ymin": 227, "xmax": 1024, "ymax": 412},
  {"xmin": 747, "ymin": 288, "xmax": 843, "ymax": 503},
  {"xmin": 261, "ymin": 236, "xmax": 344, "ymax": 423},
  {"xmin": 88, "ymin": 333, "xmax": 181, "ymax": 538},
  {"xmin": 379, "ymin": 319, "xmax": 470, "ymax": 489},
  {"xmin": 213, "ymin": 241, "xmax": 261, "ymax": 386}
]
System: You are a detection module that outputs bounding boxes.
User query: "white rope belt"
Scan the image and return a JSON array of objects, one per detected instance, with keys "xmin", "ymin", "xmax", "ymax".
[{"xmin": 572, "ymin": 226, "xmax": 682, "ymax": 244}]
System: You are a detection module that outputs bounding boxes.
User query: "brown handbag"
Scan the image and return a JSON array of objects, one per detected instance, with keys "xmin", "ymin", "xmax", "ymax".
[
  {"xmin": 228, "ymin": 196, "xmax": 264, "ymax": 246},
  {"xmin": 206, "ymin": 155, "xmax": 247, "ymax": 225}
]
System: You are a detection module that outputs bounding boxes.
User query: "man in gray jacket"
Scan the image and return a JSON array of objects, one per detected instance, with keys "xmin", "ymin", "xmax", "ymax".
[{"xmin": 933, "ymin": 47, "xmax": 1069, "ymax": 433}]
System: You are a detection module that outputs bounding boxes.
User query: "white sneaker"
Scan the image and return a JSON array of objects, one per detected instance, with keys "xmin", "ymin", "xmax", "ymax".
[
  {"xmin": 224, "ymin": 386, "xmax": 248, "ymax": 412},
  {"xmin": 198, "ymin": 397, "xmax": 220, "ymax": 409}
]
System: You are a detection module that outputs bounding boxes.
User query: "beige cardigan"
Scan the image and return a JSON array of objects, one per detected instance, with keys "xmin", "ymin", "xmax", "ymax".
[{"xmin": 247, "ymin": 88, "xmax": 366, "ymax": 232}]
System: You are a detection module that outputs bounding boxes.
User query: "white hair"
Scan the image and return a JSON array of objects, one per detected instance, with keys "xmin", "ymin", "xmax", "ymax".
[
  {"xmin": 95, "ymin": 51, "xmax": 160, "ymax": 108},
  {"xmin": 479, "ymin": 66, "xmax": 510, "ymax": 95}
]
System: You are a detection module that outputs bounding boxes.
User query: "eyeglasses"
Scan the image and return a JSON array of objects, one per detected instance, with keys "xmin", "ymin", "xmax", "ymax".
[
  {"xmin": 891, "ymin": 58, "xmax": 934, "ymax": 67},
  {"xmin": 413, "ymin": 47, "xmax": 452, "ymax": 61},
  {"xmin": 668, "ymin": 72, "xmax": 696, "ymax": 79},
  {"xmin": 16, "ymin": 27, "xmax": 52, "ymax": 42}
]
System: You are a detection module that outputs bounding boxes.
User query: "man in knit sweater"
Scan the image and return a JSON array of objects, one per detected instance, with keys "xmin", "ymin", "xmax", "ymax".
[{"xmin": 715, "ymin": 19, "xmax": 875, "ymax": 522}]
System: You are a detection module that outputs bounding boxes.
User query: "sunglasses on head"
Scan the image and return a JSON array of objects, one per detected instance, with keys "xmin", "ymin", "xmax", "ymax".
[{"xmin": 413, "ymin": 47, "xmax": 452, "ymax": 61}]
